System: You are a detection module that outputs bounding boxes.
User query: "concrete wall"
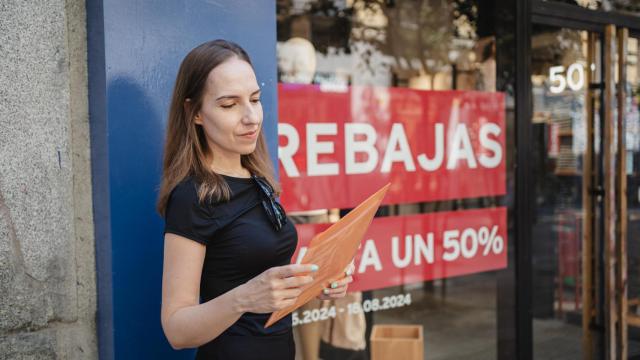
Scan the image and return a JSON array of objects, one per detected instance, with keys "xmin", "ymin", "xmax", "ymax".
[{"xmin": 0, "ymin": 0, "xmax": 97, "ymax": 358}]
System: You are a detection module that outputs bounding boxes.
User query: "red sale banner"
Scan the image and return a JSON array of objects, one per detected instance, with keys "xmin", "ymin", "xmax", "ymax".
[
  {"xmin": 291, "ymin": 207, "xmax": 507, "ymax": 292},
  {"xmin": 278, "ymin": 84, "xmax": 506, "ymax": 211}
]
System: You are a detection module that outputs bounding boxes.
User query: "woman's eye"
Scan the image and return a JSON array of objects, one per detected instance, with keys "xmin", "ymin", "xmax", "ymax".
[
  {"xmin": 220, "ymin": 103, "xmax": 235, "ymax": 109},
  {"xmin": 251, "ymin": 98, "xmax": 261, "ymax": 104}
]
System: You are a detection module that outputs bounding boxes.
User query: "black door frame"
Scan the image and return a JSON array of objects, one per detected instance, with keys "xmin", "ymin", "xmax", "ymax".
[
  {"xmin": 533, "ymin": 1, "xmax": 640, "ymax": 35},
  {"xmin": 514, "ymin": 0, "xmax": 533, "ymax": 359},
  {"xmin": 515, "ymin": 1, "xmax": 640, "ymax": 359}
]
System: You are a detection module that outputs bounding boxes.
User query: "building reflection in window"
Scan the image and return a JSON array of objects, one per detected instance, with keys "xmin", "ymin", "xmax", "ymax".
[{"xmin": 277, "ymin": 1, "xmax": 502, "ymax": 359}]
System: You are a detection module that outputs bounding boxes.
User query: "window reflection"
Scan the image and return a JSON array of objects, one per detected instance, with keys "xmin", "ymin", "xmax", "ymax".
[
  {"xmin": 277, "ymin": 1, "xmax": 504, "ymax": 360},
  {"xmin": 530, "ymin": 28, "xmax": 640, "ymax": 358},
  {"xmin": 530, "ymin": 25, "xmax": 590, "ymax": 359}
]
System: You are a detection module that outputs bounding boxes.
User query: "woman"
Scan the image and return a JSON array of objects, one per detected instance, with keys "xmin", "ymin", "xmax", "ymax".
[{"xmin": 157, "ymin": 40, "xmax": 353, "ymax": 359}]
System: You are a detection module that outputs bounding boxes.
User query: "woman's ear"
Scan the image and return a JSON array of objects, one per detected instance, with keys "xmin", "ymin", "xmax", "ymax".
[
  {"xmin": 193, "ymin": 113, "xmax": 203, "ymax": 125},
  {"xmin": 184, "ymin": 98, "xmax": 202, "ymax": 125}
]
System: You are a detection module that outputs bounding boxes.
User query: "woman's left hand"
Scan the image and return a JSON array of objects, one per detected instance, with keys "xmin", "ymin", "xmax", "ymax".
[{"xmin": 316, "ymin": 262, "xmax": 355, "ymax": 300}]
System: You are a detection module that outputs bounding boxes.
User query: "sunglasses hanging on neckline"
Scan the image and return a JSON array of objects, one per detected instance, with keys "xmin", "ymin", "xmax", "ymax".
[{"xmin": 251, "ymin": 174, "xmax": 287, "ymax": 232}]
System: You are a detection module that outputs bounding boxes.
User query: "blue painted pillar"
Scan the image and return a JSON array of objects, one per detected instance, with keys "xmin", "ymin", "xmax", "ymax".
[{"xmin": 86, "ymin": 1, "xmax": 278, "ymax": 358}]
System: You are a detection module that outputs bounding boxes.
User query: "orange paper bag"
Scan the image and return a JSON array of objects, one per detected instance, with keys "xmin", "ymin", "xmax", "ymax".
[{"xmin": 265, "ymin": 183, "xmax": 391, "ymax": 328}]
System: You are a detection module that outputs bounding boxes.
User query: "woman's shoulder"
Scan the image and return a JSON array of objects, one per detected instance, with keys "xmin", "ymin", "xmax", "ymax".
[
  {"xmin": 170, "ymin": 175, "xmax": 198, "ymax": 196},
  {"xmin": 167, "ymin": 176, "xmax": 202, "ymax": 209},
  {"xmin": 165, "ymin": 176, "xmax": 218, "ymax": 222}
]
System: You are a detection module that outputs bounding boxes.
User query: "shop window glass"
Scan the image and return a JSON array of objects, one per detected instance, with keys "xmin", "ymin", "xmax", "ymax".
[
  {"xmin": 530, "ymin": 27, "xmax": 640, "ymax": 358},
  {"xmin": 276, "ymin": 1, "xmax": 510, "ymax": 359},
  {"xmin": 530, "ymin": 25, "xmax": 590, "ymax": 358}
]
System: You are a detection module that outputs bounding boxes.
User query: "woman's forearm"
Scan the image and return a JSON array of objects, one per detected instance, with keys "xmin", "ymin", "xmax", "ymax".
[
  {"xmin": 162, "ymin": 285, "xmax": 246, "ymax": 349},
  {"xmin": 162, "ymin": 263, "xmax": 317, "ymax": 349}
]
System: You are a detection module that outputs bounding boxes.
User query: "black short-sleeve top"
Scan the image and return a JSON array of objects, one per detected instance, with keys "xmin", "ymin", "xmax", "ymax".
[{"xmin": 163, "ymin": 174, "xmax": 298, "ymax": 336}]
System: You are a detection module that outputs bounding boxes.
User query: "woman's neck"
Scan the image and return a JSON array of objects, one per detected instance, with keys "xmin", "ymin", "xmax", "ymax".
[{"xmin": 208, "ymin": 155, "xmax": 248, "ymax": 177}]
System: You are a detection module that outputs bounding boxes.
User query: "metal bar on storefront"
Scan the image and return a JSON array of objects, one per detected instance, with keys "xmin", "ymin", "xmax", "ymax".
[
  {"xmin": 515, "ymin": 0, "xmax": 533, "ymax": 359},
  {"xmin": 583, "ymin": 30, "xmax": 597, "ymax": 360},
  {"xmin": 603, "ymin": 24, "xmax": 618, "ymax": 360},
  {"xmin": 532, "ymin": 1, "xmax": 640, "ymax": 32},
  {"xmin": 531, "ymin": 13, "xmax": 603, "ymax": 33},
  {"xmin": 616, "ymin": 26, "xmax": 629, "ymax": 360}
]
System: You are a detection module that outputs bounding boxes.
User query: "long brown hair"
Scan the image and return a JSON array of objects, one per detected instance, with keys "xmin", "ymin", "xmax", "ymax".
[{"xmin": 157, "ymin": 39, "xmax": 280, "ymax": 216}]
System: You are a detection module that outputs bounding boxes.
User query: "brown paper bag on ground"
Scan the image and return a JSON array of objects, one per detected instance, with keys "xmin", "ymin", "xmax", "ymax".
[{"xmin": 265, "ymin": 183, "xmax": 390, "ymax": 328}]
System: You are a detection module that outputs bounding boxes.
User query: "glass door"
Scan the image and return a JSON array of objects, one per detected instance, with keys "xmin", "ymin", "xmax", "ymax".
[
  {"xmin": 530, "ymin": 24, "xmax": 594, "ymax": 359},
  {"xmin": 530, "ymin": 23, "xmax": 634, "ymax": 359}
]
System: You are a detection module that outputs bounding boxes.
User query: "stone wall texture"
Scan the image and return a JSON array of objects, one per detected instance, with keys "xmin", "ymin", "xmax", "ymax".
[{"xmin": 0, "ymin": 0, "xmax": 97, "ymax": 358}]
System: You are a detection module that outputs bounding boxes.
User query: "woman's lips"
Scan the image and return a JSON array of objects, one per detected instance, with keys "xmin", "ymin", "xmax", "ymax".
[{"xmin": 239, "ymin": 130, "xmax": 258, "ymax": 140}]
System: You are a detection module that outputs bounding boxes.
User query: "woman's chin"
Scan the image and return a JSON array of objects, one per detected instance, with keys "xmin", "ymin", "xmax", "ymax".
[{"xmin": 238, "ymin": 144, "xmax": 257, "ymax": 155}]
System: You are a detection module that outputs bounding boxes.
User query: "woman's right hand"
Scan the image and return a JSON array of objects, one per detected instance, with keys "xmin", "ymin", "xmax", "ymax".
[{"xmin": 233, "ymin": 263, "xmax": 318, "ymax": 314}]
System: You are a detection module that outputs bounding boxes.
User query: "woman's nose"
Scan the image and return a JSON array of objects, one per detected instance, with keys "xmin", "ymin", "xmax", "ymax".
[{"xmin": 242, "ymin": 103, "xmax": 260, "ymax": 124}]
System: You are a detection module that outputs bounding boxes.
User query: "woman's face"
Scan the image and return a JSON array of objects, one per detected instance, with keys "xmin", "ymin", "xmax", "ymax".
[{"xmin": 194, "ymin": 56, "xmax": 263, "ymax": 159}]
